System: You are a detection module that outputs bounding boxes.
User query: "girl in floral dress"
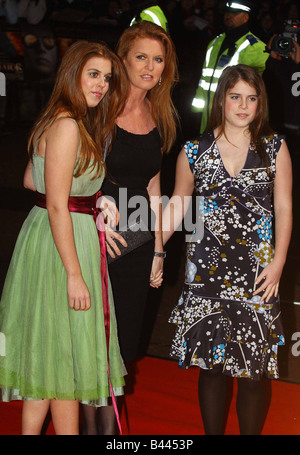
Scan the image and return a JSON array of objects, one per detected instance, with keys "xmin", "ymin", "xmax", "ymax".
[{"xmin": 163, "ymin": 64, "xmax": 293, "ymax": 435}]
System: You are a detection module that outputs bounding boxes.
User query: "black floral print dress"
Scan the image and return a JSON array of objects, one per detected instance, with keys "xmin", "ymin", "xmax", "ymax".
[{"xmin": 169, "ymin": 132, "xmax": 285, "ymax": 380}]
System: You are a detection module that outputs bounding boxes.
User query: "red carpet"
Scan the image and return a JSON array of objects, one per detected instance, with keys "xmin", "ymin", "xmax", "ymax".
[{"xmin": 0, "ymin": 356, "xmax": 299, "ymax": 435}]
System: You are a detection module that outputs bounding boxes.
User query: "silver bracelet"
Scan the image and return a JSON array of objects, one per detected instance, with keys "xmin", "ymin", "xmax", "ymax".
[{"xmin": 154, "ymin": 251, "xmax": 167, "ymax": 259}]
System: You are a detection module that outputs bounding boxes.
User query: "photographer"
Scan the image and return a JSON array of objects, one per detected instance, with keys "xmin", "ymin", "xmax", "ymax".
[
  {"xmin": 263, "ymin": 23, "xmax": 300, "ymax": 149},
  {"xmin": 268, "ymin": 36, "xmax": 300, "ymax": 64}
]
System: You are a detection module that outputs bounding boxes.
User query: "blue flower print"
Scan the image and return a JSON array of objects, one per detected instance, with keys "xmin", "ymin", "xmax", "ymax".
[
  {"xmin": 186, "ymin": 259, "xmax": 197, "ymax": 283},
  {"xmin": 204, "ymin": 198, "xmax": 219, "ymax": 214},
  {"xmin": 185, "ymin": 141, "xmax": 199, "ymax": 164},
  {"xmin": 255, "ymin": 216, "xmax": 272, "ymax": 242}
]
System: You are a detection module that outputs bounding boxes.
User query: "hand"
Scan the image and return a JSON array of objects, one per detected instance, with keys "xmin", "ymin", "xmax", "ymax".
[
  {"xmin": 104, "ymin": 224, "xmax": 127, "ymax": 259},
  {"xmin": 290, "ymin": 40, "xmax": 300, "ymax": 64},
  {"xmin": 150, "ymin": 256, "xmax": 164, "ymax": 288},
  {"xmin": 266, "ymin": 35, "xmax": 282, "ymax": 61},
  {"xmin": 253, "ymin": 260, "xmax": 284, "ymax": 303},
  {"xmin": 96, "ymin": 195, "xmax": 119, "ymax": 229},
  {"xmin": 67, "ymin": 274, "xmax": 91, "ymax": 311}
]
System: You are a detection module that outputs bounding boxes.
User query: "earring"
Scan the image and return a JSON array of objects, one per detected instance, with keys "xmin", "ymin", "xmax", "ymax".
[{"xmin": 158, "ymin": 77, "xmax": 162, "ymax": 86}]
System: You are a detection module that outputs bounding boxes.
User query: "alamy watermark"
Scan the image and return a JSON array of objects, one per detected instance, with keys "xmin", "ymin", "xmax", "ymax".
[
  {"xmin": 99, "ymin": 190, "xmax": 204, "ymax": 243},
  {"xmin": 0, "ymin": 72, "xmax": 5, "ymax": 97},
  {"xmin": 291, "ymin": 72, "xmax": 300, "ymax": 97},
  {"xmin": 291, "ymin": 332, "xmax": 300, "ymax": 356}
]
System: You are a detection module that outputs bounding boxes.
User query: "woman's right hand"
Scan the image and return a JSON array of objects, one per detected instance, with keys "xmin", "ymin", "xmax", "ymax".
[
  {"xmin": 105, "ymin": 224, "xmax": 128, "ymax": 259},
  {"xmin": 67, "ymin": 274, "xmax": 91, "ymax": 311}
]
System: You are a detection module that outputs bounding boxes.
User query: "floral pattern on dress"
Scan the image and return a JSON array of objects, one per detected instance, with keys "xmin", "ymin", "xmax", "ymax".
[{"xmin": 169, "ymin": 132, "xmax": 285, "ymax": 380}]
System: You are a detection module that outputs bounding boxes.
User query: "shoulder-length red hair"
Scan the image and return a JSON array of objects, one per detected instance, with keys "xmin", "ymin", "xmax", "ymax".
[
  {"xmin": 28, "ymin": 40, "xmax": 129, "ymax": 178},
  {"xmin": 117, "ymin": 21, "xmax": 179, "ymax": 153}
]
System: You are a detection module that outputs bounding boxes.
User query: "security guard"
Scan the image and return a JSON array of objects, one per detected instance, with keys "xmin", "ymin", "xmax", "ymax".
[
  {"xmin": 192, "ymin": 1, "xmax": 269, "ymax": 133},
  {"xmin": 130, "ymin": 2, "xmax": 169, "ymax": 33}
]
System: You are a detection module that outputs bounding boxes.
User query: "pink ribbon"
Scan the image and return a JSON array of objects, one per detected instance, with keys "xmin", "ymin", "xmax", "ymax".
[{"xmin": 36, "ymin": 191, "xmax": 122, "ymax": 434}]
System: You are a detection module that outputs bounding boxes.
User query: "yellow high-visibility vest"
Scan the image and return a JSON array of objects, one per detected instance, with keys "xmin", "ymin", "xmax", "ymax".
[
  {"xmin": 192, "ymin": 32, "xmax": 268, "ymax": 133},
  {"xmin": 130, "ymin": 5, "xmax": 168, "ymax": 33}
]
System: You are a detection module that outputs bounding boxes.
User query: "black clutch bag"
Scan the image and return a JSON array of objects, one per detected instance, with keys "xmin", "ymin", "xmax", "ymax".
[{"xmin": 107, "ymin": 218, "xmax": 153, "ymax": 264}]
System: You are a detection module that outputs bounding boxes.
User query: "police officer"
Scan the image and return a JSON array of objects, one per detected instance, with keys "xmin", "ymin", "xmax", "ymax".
[
  {"xmin": 129, "ymin": 1, "xmax": 169, "ymax": 33},
  {"xmin": 192, "ymin": 1, "xmax": 269, "ymax": 133}
]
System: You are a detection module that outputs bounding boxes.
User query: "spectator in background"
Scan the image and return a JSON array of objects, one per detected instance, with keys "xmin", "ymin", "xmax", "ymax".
[
  {"xmin": 168, "ymin": 0, "xmax": 208, "ymax": 140},
  {"xmin": 256, "ymin": 0, "xmax": 272, "ymax": 20},
  {"xmin": 84, "ymin": 0, "xmax": 128, "ymax": 28},
  {"xmin": 0, "ymin": 0, "xmax": 18, "ymax": 24},
  {"xmin": 263, "ymin": 30, "xmax": 300, "ymax": 153},
  {"xmin": 18, "ymin": 0, "xmax": 47, "ymax": 25},
  {"xmin": 20, "ymin": 22, "xmax": 58, "ymax": 122},
  {"xmin": 98, "ymin": 0, "xmax": 125, "ymax": 26},
  {"xmin": 21, "ymin": 22, "xmax": 58, "ymax": 82},
  {"xmin": 257, "ymin": 11, "xmax": 276, "ymax": 42},
  {"xmin": 199, "ymin": 0, "xmax": 217, "ymax": 15},
  {"xmin": 286, "ymin": 0, "xmax": 300, "ymax": 20}
]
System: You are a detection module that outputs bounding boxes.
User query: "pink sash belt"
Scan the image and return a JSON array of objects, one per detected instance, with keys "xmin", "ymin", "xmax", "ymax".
[{"xmin": 36, "ymin": 191, "xmax": 122, "ymax": 434}]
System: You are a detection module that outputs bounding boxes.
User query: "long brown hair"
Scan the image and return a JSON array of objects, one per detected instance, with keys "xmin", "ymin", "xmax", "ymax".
[
  {"xmin": 117, "ymin": 21, "xmax": 179, "ymax": 153},
  {"xmin": 28, "ymin": 40, "xmax": 128, "ymax": 178},
  {"xmin": 207, "ymin": 64, "xmax": 274, "ymax": 166}
]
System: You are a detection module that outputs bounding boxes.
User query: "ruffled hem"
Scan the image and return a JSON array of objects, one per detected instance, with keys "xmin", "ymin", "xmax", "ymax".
[
  {"xmin": 169, "ymin": 287, "xmax": 284, "ymax": 381},
  {"xmin": 0, "ymin": 367, "xmax": 125, "ymax": 406},
  {"xmin": 170, "ymin": 340, "xmax": 281, "ymax": 380},
  {"xmin": 0, "ymin": 387, "xmax": 125, "ymax": 407}
]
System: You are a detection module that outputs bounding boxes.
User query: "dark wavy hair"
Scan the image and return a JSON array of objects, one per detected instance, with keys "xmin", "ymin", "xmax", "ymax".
[
  {"xmin": 207, "ymin": 64, "xmax": 274, "ymax": 167},
  {"xmin": 28, "ymin": 40, "xmax": 128, "ymax": 178}
]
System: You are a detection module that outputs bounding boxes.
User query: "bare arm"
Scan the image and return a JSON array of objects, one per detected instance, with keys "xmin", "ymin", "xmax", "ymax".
[
  {"xmin": 44, "ymin": 118, "xmax": 90, "ymax": 311},
  {"xmin": 254, "ymin": 140, "xmax": 293, "ymax": 301},
  {"xmin": 147, "ymin": 170, "xmax": 164, "ymax": 287},
  {"xmin": 162, "ymin": 148, "xmax": 195, "ymax": 245},
  {"xmin": 148, "ymin": 170, "xmax": 163, "ymax": 253}
]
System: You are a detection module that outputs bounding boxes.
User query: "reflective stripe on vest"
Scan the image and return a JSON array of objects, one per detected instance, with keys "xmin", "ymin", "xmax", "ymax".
[
  {"xmin": 196, "ymin": 38, "xmax": 251, "ymax": 93},
  {"xmin": 143, "ymin": 9, "xmax": 162, "ymax": 26},
  {"xmin": 192, "ymin": 37, "xmax": 253, "ymax": 112},
  {"xmin": 228, "ymin": 39, "xmax": 251, "ymax": 66},
  {"xmin": 130, "ymin": 9, "xmax": 162, "ymax": 27},
  {"xmin": 202, "ymin": 68, "xmax": 223, "ymax": 78},
  {"xmin": 192, "ymin": 98, "xmax": 205, "ymax": 109},
  {"xmin": 205, "ymin": 46, "xmax": 214, "ymax": 67},
  {"xmin": 199, "ymin": 79, "xmax": 218, "ymax": 92}
]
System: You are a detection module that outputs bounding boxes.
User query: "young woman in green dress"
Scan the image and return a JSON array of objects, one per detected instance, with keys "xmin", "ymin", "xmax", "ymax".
[{"xmin": 0, "ymin": 40, "xmax": 128, "ymax": 435}]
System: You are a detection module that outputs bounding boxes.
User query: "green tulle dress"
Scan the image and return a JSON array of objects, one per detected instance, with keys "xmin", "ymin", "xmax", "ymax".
[{"xmin": 0, "ymin": 120, "xmax": 126, "ymax": 405}]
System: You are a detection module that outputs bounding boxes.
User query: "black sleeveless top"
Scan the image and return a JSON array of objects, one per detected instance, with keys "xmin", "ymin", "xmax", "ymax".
[{"xmin": 101, "ymin": 125, "xmax": 162, "ymax": 230}]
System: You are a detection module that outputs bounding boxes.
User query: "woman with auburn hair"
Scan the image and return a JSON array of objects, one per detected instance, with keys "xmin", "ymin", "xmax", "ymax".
[
  {"xmin": 0, "ymin": 40, "xmax": 128, "ymax": 435},
  {"xmin": 163, "ymin": 64, "xmax": 292, "ymax": 434},
  {"xmin": 116, "ymin": 20, "xmax": 178, "ymax": 154},
  {"xmin": 82, "ymin": 21, "xmax": 179, "ymax": 434}
]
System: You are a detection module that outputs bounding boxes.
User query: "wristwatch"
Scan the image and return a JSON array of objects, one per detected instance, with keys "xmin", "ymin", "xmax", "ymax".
[{"xmin": 154, "ymin": 251, "xmax": 167, "ymax": 259}]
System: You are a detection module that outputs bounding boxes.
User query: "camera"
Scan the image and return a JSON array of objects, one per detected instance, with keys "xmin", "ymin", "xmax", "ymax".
[{"xmin": 271, "ymin": 20, "xmax": 300, "ymax": 58}]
